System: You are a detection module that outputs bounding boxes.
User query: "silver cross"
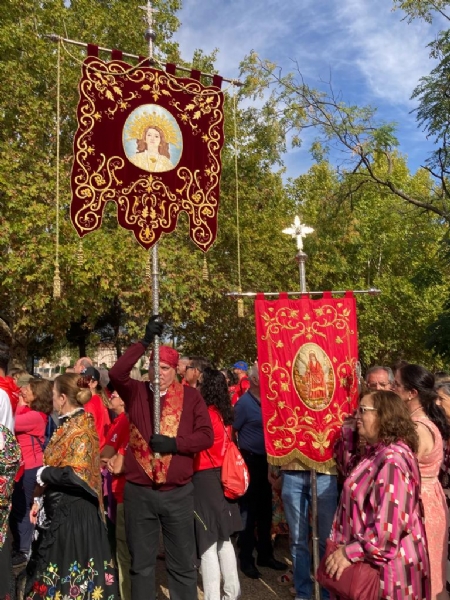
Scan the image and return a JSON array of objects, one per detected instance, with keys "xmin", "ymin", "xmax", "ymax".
[{"xmin": 282, "ymin": 216, "xmax": 314, "ymax": 251}]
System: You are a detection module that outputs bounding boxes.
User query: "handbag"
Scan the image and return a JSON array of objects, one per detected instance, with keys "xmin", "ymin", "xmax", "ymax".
[{"xmin": 316, "ymin": 539, "xmax": 380, "ymax": 600}]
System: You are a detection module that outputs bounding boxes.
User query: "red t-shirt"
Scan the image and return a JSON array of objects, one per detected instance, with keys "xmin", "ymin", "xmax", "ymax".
[
  {"xmin": 194, "ymin": 406, "xmax": 231, "ymax": 472},
  {"xmin": 84, "ymin": 394, "xmax": 111, "ymax": 449},
  {"xmin": 231, "ymin": 376, "xmax": 250, "ymax": 406},
  {"xmin": 105, "ymin": 412, "xmax": 129, "ymax": 503},
  {"xmin": 15, "ymin": 405, "xmax": 47, "ymax": 470}
]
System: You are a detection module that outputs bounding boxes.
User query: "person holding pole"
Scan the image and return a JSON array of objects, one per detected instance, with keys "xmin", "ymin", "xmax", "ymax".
[
  {"xmin": 108, "ymin": 316, "xmax": 214, "ymax": 600},
  {"xmin": 281, "ymin": 216, "xmax": 338, "ymax": 600}
]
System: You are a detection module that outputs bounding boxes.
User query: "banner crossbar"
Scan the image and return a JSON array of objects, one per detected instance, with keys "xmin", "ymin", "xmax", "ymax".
[
  {"xmin": 43, "ymin": 34, "xmax": 243, "ymax": 86},
  {"xmin": 226, "ymin": 288, "xmax": 381, "ymax": 298}
]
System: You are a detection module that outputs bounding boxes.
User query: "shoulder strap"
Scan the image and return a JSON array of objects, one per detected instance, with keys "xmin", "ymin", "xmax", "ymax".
[{"xmin": 414, "ymin": 416, "xmax": 437, "ymax": 443}]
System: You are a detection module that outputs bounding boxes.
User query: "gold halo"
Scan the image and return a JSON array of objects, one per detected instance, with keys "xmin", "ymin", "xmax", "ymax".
[{"xmin": 126, "ymin": 110, "xmax": 180, "ymax": 147}]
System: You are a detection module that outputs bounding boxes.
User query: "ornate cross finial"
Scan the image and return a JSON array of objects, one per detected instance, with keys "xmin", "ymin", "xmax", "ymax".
[
  {"xmin": 139, "ymin": 1, "xmax": 158, "ymax": 58},
  {"xmin": 139, "ymin": 1, "xmax": 157, "ymax": 26},
  {"xmin": 282, "ymin": 216, "xmax": 314, "ymax": 251}
]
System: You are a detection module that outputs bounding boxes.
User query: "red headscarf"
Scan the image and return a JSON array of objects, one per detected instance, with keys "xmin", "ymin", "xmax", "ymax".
[{"xmin": 150, "ymin": 346, "xmax": 179, "ymax": 370}]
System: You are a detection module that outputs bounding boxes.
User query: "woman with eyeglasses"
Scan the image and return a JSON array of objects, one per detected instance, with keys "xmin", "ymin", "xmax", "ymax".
[
  {"xmin": 394, "ymin": 364, "xmax": 450, "ymax": 600},
  {"xmin": 328, "ymin": 390, "xmax": 430, "ymax": 600}
]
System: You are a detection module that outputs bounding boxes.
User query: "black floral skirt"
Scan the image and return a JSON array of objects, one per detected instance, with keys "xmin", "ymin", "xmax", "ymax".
[
  {"xmin": 25, "ymin": 494, "xmax": 118, "ymax": 600},
  {"xmin": 0, "ymin": 530, "xmax": 14, "ymax": 600}
]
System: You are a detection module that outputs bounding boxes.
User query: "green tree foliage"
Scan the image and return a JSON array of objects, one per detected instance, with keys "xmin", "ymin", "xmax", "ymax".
[
  {"xmin": 0, "ymin": 0, "xmax": 183, "ymax": 364},
  {"xmin": 3, "ymin": 0, "xmax": 450, "ymax": 372},
  {"xmin": 235, "ymin": 1, "xmax": 450, "ymax": 368},
  {"xmin": 240, "ymin": 51, "xmax": 450, "ymax": 222},
  {"xmin": 237, "ymin": 0, "xmax": 450, "ymax": 225},
  {"xmin": 392, "ymin": 0, "xmax": 450, "ymax": 23},
  {"xmin": 288, "ymin": 159, "xmax": 450, "ymax": 369},
  {"xmin": 0, "ymin": 0, "xmax": 300, "ymax": 366}
]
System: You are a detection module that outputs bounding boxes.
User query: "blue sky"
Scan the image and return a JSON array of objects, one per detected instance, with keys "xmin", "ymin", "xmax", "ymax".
[{"xmin": 173, "ymin": 0, "xmax": 443, "ymax": 179}]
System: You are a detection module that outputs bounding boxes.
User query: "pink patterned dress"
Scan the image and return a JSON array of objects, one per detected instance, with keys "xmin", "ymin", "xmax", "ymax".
[
  {"xmin": 333, "ymin": 428, "xmax": 430, "ymax": 600},
  {"xmin": 414, "ymin": 416, "xmax": 448, "ymax": 600}
]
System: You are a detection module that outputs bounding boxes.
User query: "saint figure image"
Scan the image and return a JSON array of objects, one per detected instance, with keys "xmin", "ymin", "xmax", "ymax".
[
  {"xmin": 129, "ymin": 125, "xmax": 175, "ymax": 173},
  {"xmin": 123, "ymin": 106, "xmax": 182, "ymax": 174},
  {"xmin": 305, "ymin": 351, "xmax": 328, "ymax": 403}
]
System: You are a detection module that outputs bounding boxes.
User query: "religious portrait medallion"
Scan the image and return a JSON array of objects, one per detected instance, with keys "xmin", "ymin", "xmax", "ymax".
[
  {"xmin": 123, "ymin": 105, "xmax": 183, "ymax": 173},
  {"xmin": 293, "ymin": 343, "xmax": 335, "ymax": 410}
]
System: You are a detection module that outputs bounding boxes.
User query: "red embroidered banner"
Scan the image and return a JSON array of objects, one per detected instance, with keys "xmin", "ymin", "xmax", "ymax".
[
  {"xmin": 70, "ymin": 57, "xmax": 225, "ymax": 251},
  {"xmin": 255, "ymin": 292, "xmax": 359, "ymax": 470}
]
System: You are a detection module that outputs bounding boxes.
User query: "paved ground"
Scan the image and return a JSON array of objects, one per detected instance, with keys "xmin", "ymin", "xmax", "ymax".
[
  {"xmin": 155, "ymin": 535, "xmax": 296, "ymax": 600},
  {"xmin": 15, "ymin": 535, "xmax": 297, "ymax": 600}
]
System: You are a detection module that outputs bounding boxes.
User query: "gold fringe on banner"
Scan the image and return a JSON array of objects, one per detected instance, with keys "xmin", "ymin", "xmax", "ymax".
[
  {"xmin": 267, "ymin": 450, "xmax": 336, "ymax": 473},
  {"xmin": 202, "ymin": 255, "xmax": 209, "ymax": 281}
]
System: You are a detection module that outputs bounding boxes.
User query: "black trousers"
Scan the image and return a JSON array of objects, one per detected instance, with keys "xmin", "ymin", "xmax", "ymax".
[
  {"xmin": 10, "ymin": 466, "xmax": 39, "ymax": 554},
  {"xmin": 238, "ymin": 451, "xmax": 273, "ymax": 567},
  {"xmin": 123, "ymin": 481, "xmax": 197, "ymax": 600}
]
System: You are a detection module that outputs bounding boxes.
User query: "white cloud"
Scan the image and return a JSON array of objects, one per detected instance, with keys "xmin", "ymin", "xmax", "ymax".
[
  {"xmin": 174, "ymin": 0, "xmax": 442, "ymax": 175},
  {"xmin": 176, "ymin": 0, "xmax": 438, "ymax": 104},
  {"xmin": 332, "ymin": 0, "xmax": 438, "ymax": 105}
]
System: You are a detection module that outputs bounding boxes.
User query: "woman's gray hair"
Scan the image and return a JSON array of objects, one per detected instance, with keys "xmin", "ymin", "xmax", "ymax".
[{"xmin": 436, "ymin": 380, "xmax": 450, "ymax": 396}]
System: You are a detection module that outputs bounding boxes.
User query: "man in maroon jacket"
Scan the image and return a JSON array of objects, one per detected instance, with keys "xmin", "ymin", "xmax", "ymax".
[{"xmin": 109, "ymin": 316, "xmax": 213, "ymax": 600}]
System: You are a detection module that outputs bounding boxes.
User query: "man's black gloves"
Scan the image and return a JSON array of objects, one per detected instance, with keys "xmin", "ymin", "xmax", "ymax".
[
  {"xmin": 140, "ymin": 315, "xmax": 164, "ymax": 348},
  {"xmin": 150, "ymin": 434, "xmax": 178, "ymax": 454}
]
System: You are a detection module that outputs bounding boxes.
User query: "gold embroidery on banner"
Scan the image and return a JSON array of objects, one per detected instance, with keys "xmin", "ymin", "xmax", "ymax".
[
  {"xmin": 72, "ymin": 58, "xmax": 223, "ymax": 251},
  {"xmin": 259, "ymin": 302, "xmax": 357, "ymax": 465}
]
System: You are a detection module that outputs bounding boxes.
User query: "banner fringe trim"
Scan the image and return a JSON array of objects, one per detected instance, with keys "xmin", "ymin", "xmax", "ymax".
[{"xmin": 267, "ymin": 449, "xmax": 336, "ymax": 473}]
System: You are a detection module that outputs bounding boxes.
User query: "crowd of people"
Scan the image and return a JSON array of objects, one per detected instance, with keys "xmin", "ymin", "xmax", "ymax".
[{"xmin": 1, "ymin": 323, "xmax": 450, "ymax": 600}]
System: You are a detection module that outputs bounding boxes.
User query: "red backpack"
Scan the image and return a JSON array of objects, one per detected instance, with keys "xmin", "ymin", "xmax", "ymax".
[
  {"xmin": 220, "ymin": 440, "xmax": 250, "ymax": 500},
  {"xmin": 207, "ymin": 424, "xmax": 250, "ymax": 499},
  {"xmin": 221, "ymin": 431, "xmax": 250, "ymax": 500}
]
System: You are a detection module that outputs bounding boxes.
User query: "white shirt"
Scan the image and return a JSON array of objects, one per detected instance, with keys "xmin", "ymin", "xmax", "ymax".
[{"xmin": 0, "ymin": 388, "xmax": 14, "ymax": 432}]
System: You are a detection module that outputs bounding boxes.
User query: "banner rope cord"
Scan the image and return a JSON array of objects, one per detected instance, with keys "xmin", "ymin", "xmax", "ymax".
[
  {"xmin": 233, "ymin": 88, "xmax": 244, "ymax": 317},
  {"xmin": 53, "ymin": 37, "xmax": 62, "ymax": 299}
]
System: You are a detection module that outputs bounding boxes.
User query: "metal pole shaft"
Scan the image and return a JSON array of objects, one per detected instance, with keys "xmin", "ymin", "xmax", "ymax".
[
  {"xmin": 297, "ymin": 250, "xmax": 321, "ymax": 600},
  {"xmin": 142, "ymin": 0, "xmax": 161, "ymax": 436},
  {"xmin": 152, "ymin": 244, "xmax": 160, "ymax": 434},
  {"xmin": 298, "ymin": 251, "xmax": 307, "ymax": 293}
]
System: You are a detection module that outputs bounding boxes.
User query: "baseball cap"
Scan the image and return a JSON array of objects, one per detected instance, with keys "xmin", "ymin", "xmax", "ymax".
[
  {"xmin": 82, "ymin": 366, "xmax": 101, "ymax": 382},
  {"xmin": 233, "ymin": 361, "xmax": 248, "ymax": 371}
]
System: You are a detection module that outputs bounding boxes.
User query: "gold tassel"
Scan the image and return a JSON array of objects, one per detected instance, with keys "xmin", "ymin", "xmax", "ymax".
[
  {"xmin": 77, "ymin": 240, "xmax": 84, "ymax": 266},
  {"xmin": 202, "ymin": 255, "xmax": 209, "ymax": 281},
  {"xmin": 237, "ymin": 298, "xmax": 244, "ymax": 318},
  {"xmin": 53, "ymin": 264, "xmax": 61, "ymax": 299}
]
